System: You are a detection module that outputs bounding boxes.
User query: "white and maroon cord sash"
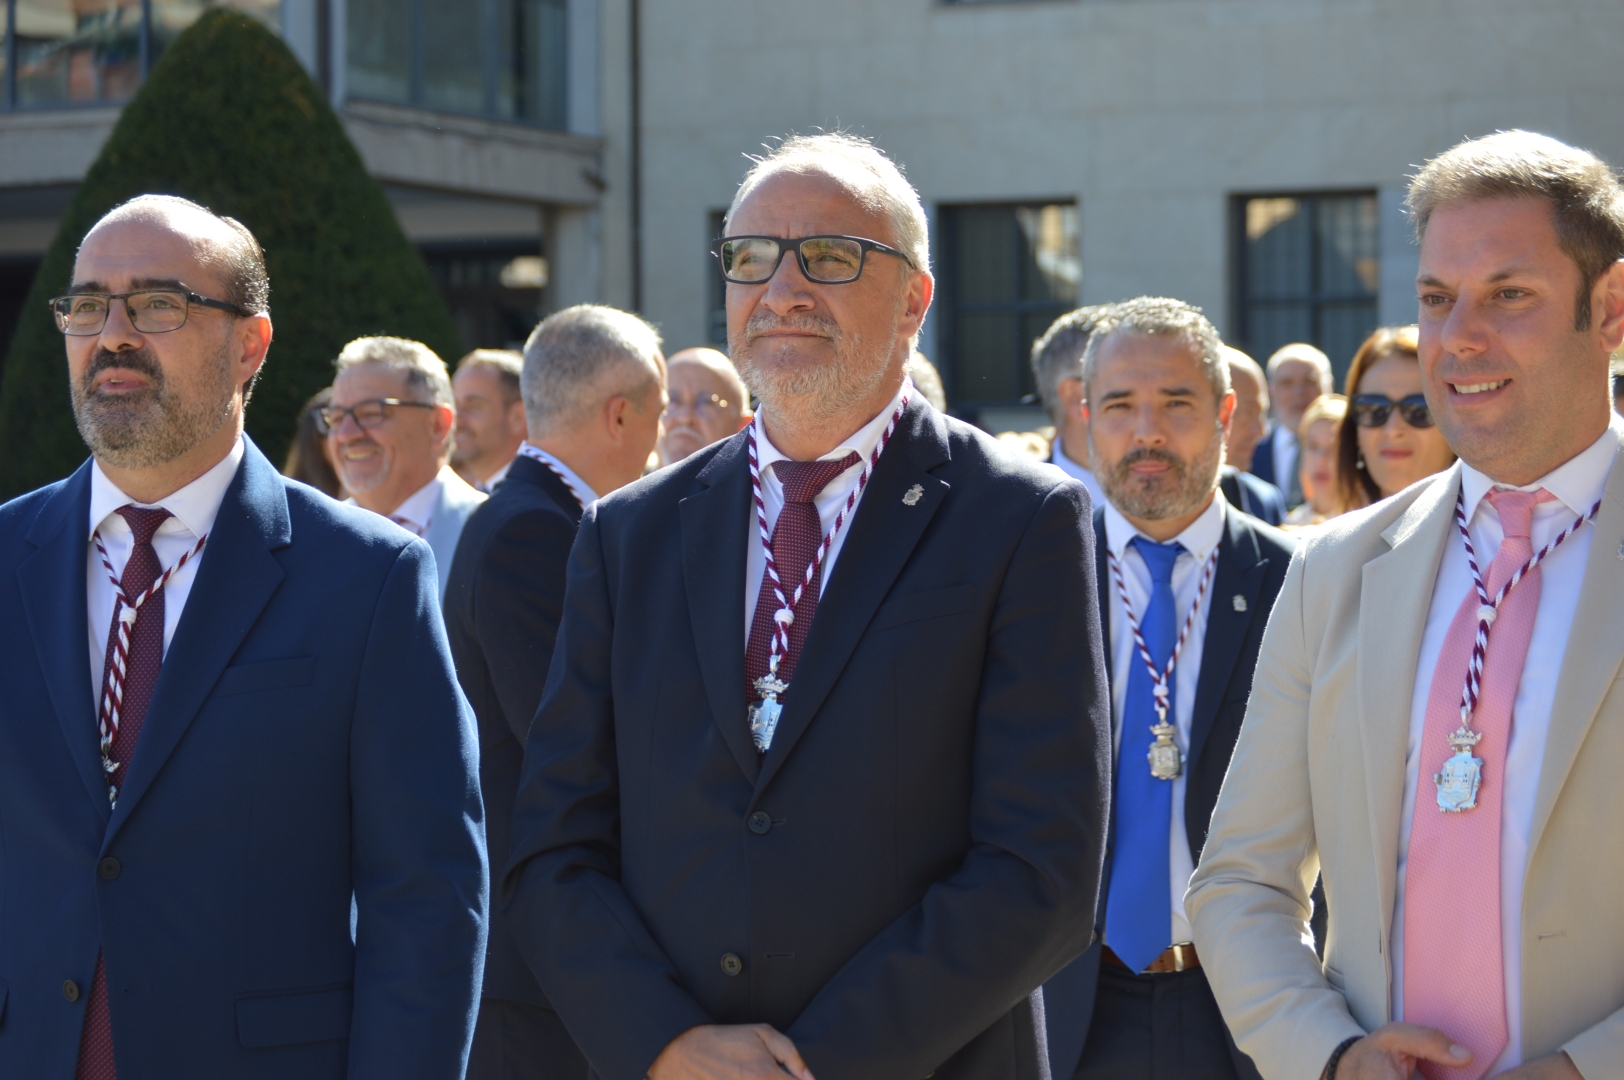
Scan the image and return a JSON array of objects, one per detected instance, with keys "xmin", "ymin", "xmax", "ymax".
[
  {"xmin": 1452, "ymin": 488, "xmax": 1598, "ymax": 727},
  {"xmin": 91, "ymin": 528, "xmax": 207, "ymax": 787},
  {"xmin": 747, "ymin": 391, "xmax": 910, "ymax": 683},
  {"xmin": 1105, "ymin": 542, "xmax": 1219, "ymax": 722},
  {"xmin": 517, "ymin": 442, "xmax": 587, "ymax": 508}
]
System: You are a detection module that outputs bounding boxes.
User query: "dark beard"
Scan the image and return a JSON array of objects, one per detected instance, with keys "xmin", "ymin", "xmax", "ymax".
[
  {"xmin": 1095, "ymin": 431, "xmax": 1224, "ymax": 522},
  {"xmin": 730, "ymin": 309, "xmax": 894, "ymax": 426},
  {"xmin": 71, "ymin": 344, "xmax": 237, "ymax": 469}
]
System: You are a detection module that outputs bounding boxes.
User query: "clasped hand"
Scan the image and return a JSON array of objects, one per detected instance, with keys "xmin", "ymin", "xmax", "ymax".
[
  {"xmin": 1331, "ymin": 1023, "xmax": 1580, "ymax": 1080},
  {"xmin": 648, "ymin": 1023, "xmax": 816, "ymax": 1080}
]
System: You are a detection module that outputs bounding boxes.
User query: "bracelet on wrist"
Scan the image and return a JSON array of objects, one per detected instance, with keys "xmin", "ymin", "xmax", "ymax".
[{"xmin": 1323, "ymin": 1035, "xmax": 1362, "ymax": 1080}]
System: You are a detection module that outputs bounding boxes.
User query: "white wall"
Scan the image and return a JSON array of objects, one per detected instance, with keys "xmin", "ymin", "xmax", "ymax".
[{"xmin": 634, "ymin": 0, "xmax": 1624, "ymax": 357}]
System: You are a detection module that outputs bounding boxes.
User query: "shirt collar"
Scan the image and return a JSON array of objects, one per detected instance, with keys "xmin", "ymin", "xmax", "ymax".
[
  {"xmin": 1274, "ymin": 425, "xmax": 1297, "ymax": 452},
  {"xmin": 88, "ymin": 434, "xmax": 245, "ymax": 541},
  {"xmin": 387, "ymin": 468, "xmax": 448, "ymax": 531},
  {"xmin": 755, "ymin": 378, "xmax": 911, "ymax": 481},
  {"xmin": 1460, "ymin": 411, "xmax": 1624, "ymax": 522},
  {"xmin": 1049, "ymin": 435, "xmax": 1095, "ymax": 484},
  {"xmin": 1102, "ymin": 488, "xmax": 1227, "ymax": 563},
  {"xmin": 519, "ymin": 445, "xmax": 599, "ymax": 504},
  {"xmin": 481, "ymin": 457, "xmax": 514, "ymax": 492}
]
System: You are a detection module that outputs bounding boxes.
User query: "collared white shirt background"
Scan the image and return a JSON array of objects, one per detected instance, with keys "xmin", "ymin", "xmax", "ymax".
[
  {"xmin": 1103, "ymin": 492, "xmax": 1226, "ymax": 947},
  {"xmin": 86, "ymin": 435, "xmax": 244, "ymax": 704},
  {"xmin": 744, "ymin": 379, "xmax": 910, "ymax": 641},
  {"xmin": 379, "ymin": 470, "xmax": 444, "ymax": 537},
  {"xmin": 519, "ymin": 444, "xmax": 599, "ymax": 506},
  {"xmin": 1391, "ymin": 413, "xmax": 1622, "ymax": 1075},
  {"xmin": 1049, "ymin": 434, "xmax": 1107, "ymax": 511}
]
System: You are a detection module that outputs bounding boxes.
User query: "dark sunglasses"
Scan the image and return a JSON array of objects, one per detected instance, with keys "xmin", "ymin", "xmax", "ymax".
[{"xmin": 1350, "ymin": 393, "xmax": 1434, "ymax": 429}]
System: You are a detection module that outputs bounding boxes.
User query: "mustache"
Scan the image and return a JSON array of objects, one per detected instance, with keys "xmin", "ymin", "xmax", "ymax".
[
  {"xmin": 740, "ymin": 311, "xmax": 842, "ymax": 342},
  {"xmin": 83, "ymin": 347, "xmax": 164, "ymax": 390},
  {"xmin": 1114, "ymin": 446, "xmax": 1187, "ymax": 473}
]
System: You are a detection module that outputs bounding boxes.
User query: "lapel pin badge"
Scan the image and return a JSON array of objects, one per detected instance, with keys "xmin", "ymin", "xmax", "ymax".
[
  {"xmin": 902, "ymin": 484, "xmax": 924, "ymax": 506},
  {"xmin": 1232, "ymin": 594, "xmax": 1248, "ymax": 612}
]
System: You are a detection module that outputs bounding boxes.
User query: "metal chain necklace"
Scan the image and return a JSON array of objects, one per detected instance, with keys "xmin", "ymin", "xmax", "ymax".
[
  {"xmin": 1105, "ymin": 541, "xmax": 1219, "ymax": 781},
  {"xmin": 745, "ymin": 391, "xmax": 909, "ymax": 750},
  {"xmin": 517, "ymin": 443, "xmax": 588, "ymax": 508},
  {"xmin": 92, "ymin": 528, "xmax": 207, "ymax": 806},
  {"xmin": 1434, "ymin": 488, "xmax": 1598, "ymax": 812}
]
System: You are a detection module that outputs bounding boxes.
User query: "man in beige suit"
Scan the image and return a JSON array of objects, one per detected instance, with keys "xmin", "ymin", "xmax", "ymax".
[{"xmin": 1188, "ymin": 130, "xmax": 1624, "ymax": 1080}]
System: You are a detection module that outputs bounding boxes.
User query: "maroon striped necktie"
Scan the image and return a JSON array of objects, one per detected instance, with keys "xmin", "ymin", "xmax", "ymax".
[
  {"xmin": 77, "ymin": 505, "xmax": 171, "ymax": 1080},
  {"xmin": 743, "ymin": 454, "xmax": 859, "ymax": 703}
]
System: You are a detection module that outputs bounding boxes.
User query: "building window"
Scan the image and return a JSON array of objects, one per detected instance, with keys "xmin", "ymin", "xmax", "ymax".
[
  {"xmin": 421, "ymin": 240, "xmax": 547, "ymax": 352},
  {"xmin": 1232, "ymin": 191, "xmax": 1379, "ymax": 382},
  {"xmin": 937, "ymin": 201, "xmax": 1080, "ymax": 419},
  {"xmin": 706, "ymin": 209, "xmax": 727, "ymax": 347},
  {"xmin": 347, "ymin": 0, "xmax": 567, "ymax": 129},
  {"xmin": 2, "ymin": 0, "xmax": 278, "ymax": 109}
]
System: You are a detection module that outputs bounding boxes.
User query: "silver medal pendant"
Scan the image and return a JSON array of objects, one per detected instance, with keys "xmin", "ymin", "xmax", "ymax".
[
  {"xmin": 748, "ymin": 695, "xmax": 783, "ymax": 751},
  {"xmin": 1433, "ymin": 725, "xmax": 1484, "ymax": 812},
  {"xmin": 1147, "ymin": 719, "xmax": 1184, "ymax": 781}
]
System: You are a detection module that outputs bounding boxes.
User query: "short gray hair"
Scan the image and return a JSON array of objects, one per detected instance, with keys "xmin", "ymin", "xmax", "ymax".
[
  {"xmin": 1031, "ymin": 306, "xmax": 1105, "ymax": 424},
  {"xmin": 522, "ymin": 304, "xmax": 664, "ymax": 436},
  {"xmin": 455, "ymin": 348, "xmax": 524, "ymax": 404},
  {"xmin": 1081, "ymin": 297, "xmax": 1229, "ymax": 402},
  {"xmin": 334, "ymin": 336, "xmax": 453, "ymax": 407},
  {"xmin": 1265, "ymin": 342, "xmax": 1333, "ymax": 390},
  {"xmin": 725, "ymin": 132, "xmax": 931, "ymax": 276}
]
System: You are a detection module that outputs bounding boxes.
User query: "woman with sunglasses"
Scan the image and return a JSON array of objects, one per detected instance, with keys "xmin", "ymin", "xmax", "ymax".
[{"xmin": 1335, "ymin": 325, "xmax": 1456, "ymax": 512}]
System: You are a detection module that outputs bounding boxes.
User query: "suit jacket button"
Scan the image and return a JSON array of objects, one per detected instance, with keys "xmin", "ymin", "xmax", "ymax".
[
  {"xmin": 720, "ymin": 953, "xmax": 743, "ymax": 977},
  {"xmin": 747, "ymin": 811, "xmax": 772, "ymax": 835},
  {"xmin": 63, "ymin": 980, "xmax": 80, "ymax": 1003},
  {"xmin": 98, "ymin": 857, "xmax": 121, "ymax": 880}
]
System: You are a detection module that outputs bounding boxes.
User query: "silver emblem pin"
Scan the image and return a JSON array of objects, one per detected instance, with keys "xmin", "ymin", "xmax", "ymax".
[
  {"xmin": 1232, "ymin": 594, "xmax": 1247, "ymax": 612},
  {"xmin": 902, "ymin": 484, "xmax": 924, "ymax": 506}
]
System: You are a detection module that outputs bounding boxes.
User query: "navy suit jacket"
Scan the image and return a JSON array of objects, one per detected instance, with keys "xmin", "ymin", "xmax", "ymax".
[
  {"xmin": 1042, "ymin": 503, "xmax": 1293, "ymax": 1080},
  {"xmin": 503, "ymin": 399, "xmax": 1112, "ymax": 1080},
  {"xmin": 444, "ymin": 455, "xmax": 582, "ymax": 1007},
  {"xmin": 0, "ymin": 440, "xmax": 487, "ymax": 1079},
  {"xmin": 1219, "ymin": 465, "xmax": 1286, "ymax": 526},
  {"xmin": 1248, "ymin": 428, "xmax": 1281, "ymax": 489}
]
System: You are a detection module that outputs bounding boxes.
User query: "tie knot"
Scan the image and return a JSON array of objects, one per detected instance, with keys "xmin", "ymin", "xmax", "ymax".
[
  {"xmin": 1130, "ymin": 536, "xmax": 1184, "ymax": 584},
  {"xmin": 774, "ymin": 452, "xmax": 861, "ymax": 504},
  {"xmin": 1484, "ymin": 487, "xmax": 1554, "ymax": 540},
  {"xmin": 116, "ymin": 505, "xmax": 172, "ymax": 546}
]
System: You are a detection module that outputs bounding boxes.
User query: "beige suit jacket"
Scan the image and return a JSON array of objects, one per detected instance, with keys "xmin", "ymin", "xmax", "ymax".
[{"xmin": 1187, "ymin": 436, "xmax": 1624, "ymax": 1080}]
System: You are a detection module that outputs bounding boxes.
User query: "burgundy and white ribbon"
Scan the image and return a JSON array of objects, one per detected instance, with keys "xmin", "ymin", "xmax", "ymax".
[
  {"xmin": 1105, "ymin": 542, "xmax": 1219, "ymax": 722},
  {"xmin": 518, "ymin": 442, "xmax": 588, "ymax": 508},
  {"xmin": 92, "ymin": 528, "xmax": 207, "ymax": 779},
  {"xmin": 748, "ymin": 390, "xmax": 910, "ymax": 679},
  {"xmin": 1453, "ymin": 488, "xmax": 1597, "ymax": 727}
]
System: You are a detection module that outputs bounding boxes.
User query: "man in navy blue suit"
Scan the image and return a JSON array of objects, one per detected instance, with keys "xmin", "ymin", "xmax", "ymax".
[
  {"xmin": 0, "ymin": 195, "xmax": 487, "ymax": 1079},
  {"xmin": 1042, "ymin": 297, "xmax": 1293, "ymax": 1080}
]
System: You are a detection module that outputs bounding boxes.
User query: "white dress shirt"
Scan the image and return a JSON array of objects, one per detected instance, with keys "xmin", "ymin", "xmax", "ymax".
[
  {"xmin": 477, "ymin": 457, "xmax": 514, "ymax": 494},
  {"xmin": 1391, "ymin": 414, "xmax": 1622, "ymax": 1074},
  {"xmin": 1102, "ymin": 492, "xmax": 1226, "ymax": 946},
  {"xmin": 1271, "ymin": 425, "xmax": 1298, "ymax": 494},
  {"xmin": 1050, "ymin": 434, "xmax": 1107, "ymax": 510},
  {"xmin": 379, "ymin": 472, "xmax": 443, "ymax": 538},
  {"xmin": 744, "ymin": 380, "xmax": 909, "ymax": 640},
  {"xmin": 86, "ymin": 435, "xmax": 244, "ymax": 704}
]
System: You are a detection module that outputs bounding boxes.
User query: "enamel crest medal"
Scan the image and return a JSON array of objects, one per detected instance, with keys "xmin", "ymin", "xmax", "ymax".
[{"xmin": 1432, "ymin": 725, "xmax": 1483, "ymax": 813}]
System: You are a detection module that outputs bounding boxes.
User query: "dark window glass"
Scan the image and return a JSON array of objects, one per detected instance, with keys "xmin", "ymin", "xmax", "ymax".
[
  {"xmin": 496, "ymin": 0, "xmax": 566, "ymax": 128},
  {"xmin": 1233, "ymin": 192, "xmax": 1379, "ymax": 384},
  {"xmin": 422, "ymin": 240, "xmax": 546, "ymax": 352},
  {"xmin": 938, "ymin": 201, "xmax": 1079, "ymax": 417},
  {"xmin": 422, "ymin": 0, "xmax": 482, "ymax": 113},
  {"xmin": 346, "ymin": 0, "xmax": 410, "ymax": 103}
]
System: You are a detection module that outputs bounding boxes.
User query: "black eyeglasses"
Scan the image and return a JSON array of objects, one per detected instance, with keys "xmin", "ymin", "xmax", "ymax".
[
  {"xmin": 49, "ymin": 287, "xmax": 251, "ymax": 336},
  {"xmin": 1350, "ymin": 393, "xmax": 1434, "ymax": 429},
  {"xmin": 315, "ymin": 398, "xmax": 436, "ymax": 435},
  {"xmin": 714, "ymin": 235, "xmax": 916, "ymax": 284}
]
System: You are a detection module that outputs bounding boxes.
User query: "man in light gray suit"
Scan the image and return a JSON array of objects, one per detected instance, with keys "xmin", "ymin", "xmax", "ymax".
[{"xmin": 323, "ymin": 335, "xmax": 486, "ymax": 598}]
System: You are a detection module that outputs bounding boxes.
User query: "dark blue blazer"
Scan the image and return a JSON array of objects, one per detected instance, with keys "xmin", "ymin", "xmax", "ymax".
[
  {"xmin": 503, "ymin": 399, "xmax": 1112, "ymax": 1080},
  {"xmin": 444, "ymin": 455, "xmax": 582, "ymax": 1008},
  {"xmin": 1219, "ymin": 465, "xmax": 1286, "ymax": 527},
  {"xmin": 1248, "ymin": 428, "xmax": 1281, "ymax": 489},
  {"xmin": 0, "ymin": 439, "xmax": 487, "ymax": 1079},
  {"xmin": 1042, "ymin": 503, "xmax": 1293, "ymax": 1080}
]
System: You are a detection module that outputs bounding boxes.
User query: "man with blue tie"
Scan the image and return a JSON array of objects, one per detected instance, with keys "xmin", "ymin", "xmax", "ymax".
[
  {"xmin": 1042, "ymin": 297, "xmax": 1294, "ymax": 1080},
  {"xmin": 0, "ymin": 195, "xmax": 487, "ymax": 1078}
]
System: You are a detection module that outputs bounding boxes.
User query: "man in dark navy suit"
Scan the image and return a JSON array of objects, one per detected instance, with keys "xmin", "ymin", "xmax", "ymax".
[
  {"xmin": 503, "ymin": 133, "xmax": 1112, "ymax": 1080},
  {"xmin": 0, "ymin": 196, "xmax": 486, "ymax": 1079},
  {"xmin": 446, "ymin": 304, "xmax": 666, "ymax": 1080},
  {"xmin": 1042, "ymin": 297, "xmax": 1293, "ymax": 1080}
]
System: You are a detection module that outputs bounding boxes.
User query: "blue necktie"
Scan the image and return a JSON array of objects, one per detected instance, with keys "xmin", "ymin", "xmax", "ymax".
[{"xmin": 1104, "ymin": 536, "xmax": 1183, "ymax": 973}]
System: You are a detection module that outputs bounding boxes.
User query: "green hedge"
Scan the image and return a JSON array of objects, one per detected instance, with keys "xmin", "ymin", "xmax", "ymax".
[{"xmin": 0, "ymin": 9, "xmax": 461, "ymax": 498}]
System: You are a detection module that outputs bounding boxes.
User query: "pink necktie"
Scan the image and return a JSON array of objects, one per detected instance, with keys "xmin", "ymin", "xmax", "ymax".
[{"xmin": 1403, "ymin": 487, "xmax": 1553, "ymax": 1080}]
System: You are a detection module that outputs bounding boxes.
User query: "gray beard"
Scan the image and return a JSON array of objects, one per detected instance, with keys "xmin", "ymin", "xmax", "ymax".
[
  {"xmin": 72, "ymin": 344, "xmax": 237, "ymax": 471},
  {"xmin": 731, "ymin": 309, "xmax": 896, "ymax": 429},
  {"xmin": 1095, "ymin": 427, "xmax": 1225, "ymax": 522}
]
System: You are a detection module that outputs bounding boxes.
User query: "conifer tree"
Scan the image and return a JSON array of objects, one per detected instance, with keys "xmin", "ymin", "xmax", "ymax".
[{"xmin": 0, "ymin": 9, "xmax": 461, "ymax": 497}]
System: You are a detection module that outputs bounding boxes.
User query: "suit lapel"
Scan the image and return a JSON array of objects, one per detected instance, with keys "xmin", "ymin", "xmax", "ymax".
[
  {"xmin": 1530, "ymin": 439, "xmax": 1624, "ymax": 858},
  {"xmin": 105, "ymin": 441, "xmax": 291, "ymax": 841},
  {"xmin": 17, "ymin": 462, "xmax": 109, "ymax": 812},
  {"xmin": 1093, "ymin": 508, "xmax": 1111, "ymax": 697},
  {"xmin": 1356, "ymin": 470, "xmax": 1457, "ymax": 934},
  {"xmin": 679, "ymin": 435, "xmax": 758, "ymax": 782},
  {"xmin": 1187, "ymin": 510, "xmax": 1268, "ymax": 774},
  {"xmin": 754, "ymin": 400, "xmax": 950, "ymax": 794}
]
